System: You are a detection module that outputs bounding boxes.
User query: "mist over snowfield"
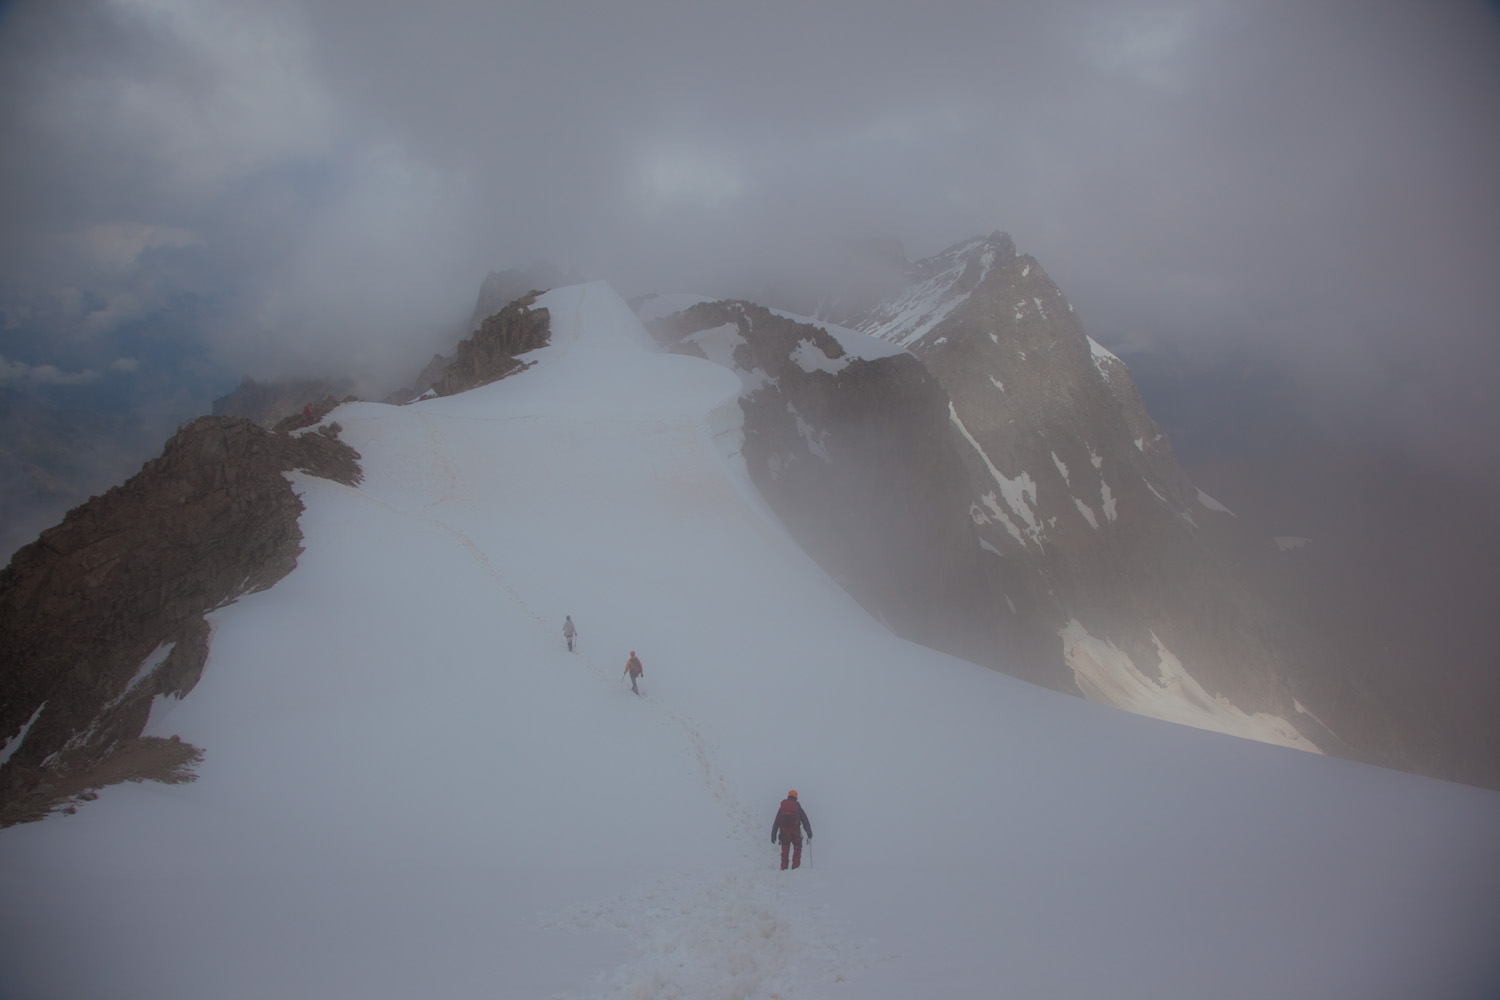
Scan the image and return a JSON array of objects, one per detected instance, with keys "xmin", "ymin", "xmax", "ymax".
[{"xmin": 2, "ymin": 284, "xmax": 1496, "ymax": 999}]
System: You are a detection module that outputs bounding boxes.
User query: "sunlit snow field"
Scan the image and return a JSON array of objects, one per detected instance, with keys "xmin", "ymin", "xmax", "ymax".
[{"xmin": 2, "ymin": 283, "xmax": 1497, "ymax": 999}]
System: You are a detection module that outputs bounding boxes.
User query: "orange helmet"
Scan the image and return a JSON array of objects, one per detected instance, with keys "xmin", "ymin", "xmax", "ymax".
[{"xmin": 787, "ymin": 790, "xmax": 797, "ymax": 799}]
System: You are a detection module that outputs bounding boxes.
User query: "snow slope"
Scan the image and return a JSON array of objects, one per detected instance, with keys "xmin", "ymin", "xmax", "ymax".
[{"xmin": 2, "ymin": 282, "xmax": 1498, "ymax": 999}]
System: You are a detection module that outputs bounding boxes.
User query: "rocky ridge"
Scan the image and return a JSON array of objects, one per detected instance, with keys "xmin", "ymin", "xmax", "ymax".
[
  {"xmin": 433, "ymin": 292, "xmax": 552, "ymax": 397},
  {"xmin": 0, "ymin": 415, "xmax": 361, "ymax": 824},
  {"xmin": 0, "ymin": 286, "xmax": 547, "ymax": 825}
]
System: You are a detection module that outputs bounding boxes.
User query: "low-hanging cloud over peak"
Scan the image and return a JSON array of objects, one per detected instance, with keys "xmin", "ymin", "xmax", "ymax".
[{"xmin": 0, "ymin": 0, "xmax": 1496, "ymax": 475}]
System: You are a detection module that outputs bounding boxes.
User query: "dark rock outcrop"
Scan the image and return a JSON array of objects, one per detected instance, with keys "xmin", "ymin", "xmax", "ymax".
[
  {"xmin": 648, "ymin": 301, "xmax": 1056, "ymax": 677},
  {"xmin": 468, "ymin": 261, "xmax": 579, "ymax": 331},
  {"xmin": 0, "ymin": 415, "xmax": 361, "ymax": 823},
  {"xmin": 434, "ymin": 292, "xmax": 552, "ymax": 396},
  {"xmin": 269, "ymin": 395, "xmax": 353, "ymax": 435}
]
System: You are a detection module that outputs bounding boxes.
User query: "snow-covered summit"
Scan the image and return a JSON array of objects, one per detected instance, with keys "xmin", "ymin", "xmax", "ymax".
[{"xmin": 845, "ymin": 231, "xmax": 1016, "ymax": 347}]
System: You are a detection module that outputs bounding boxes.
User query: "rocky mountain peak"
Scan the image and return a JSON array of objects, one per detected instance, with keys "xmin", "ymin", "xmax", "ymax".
[
  {"xmin": 826, "ymin": 235, "xmax": 1334, "ymax": 754},
  {"xmin": 982, "ymin": 229, "xmax": 1016, "ymax": 258},
  {"xmin": 433, "ymin": 292, "xmax": 552, "ymax": 397}
]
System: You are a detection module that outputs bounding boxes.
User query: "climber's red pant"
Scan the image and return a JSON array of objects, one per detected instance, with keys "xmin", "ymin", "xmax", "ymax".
[{"xmin": 779, "ymin": 835, "xmax": 802, "ymax": 870}]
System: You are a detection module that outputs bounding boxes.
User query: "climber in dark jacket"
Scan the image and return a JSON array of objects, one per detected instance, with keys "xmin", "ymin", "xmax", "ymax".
[{"xmin": 770, "ymin": 790, "xmax": 812, "ymax": 869}]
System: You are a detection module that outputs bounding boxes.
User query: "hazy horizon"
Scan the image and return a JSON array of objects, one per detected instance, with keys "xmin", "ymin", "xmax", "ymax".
[{"xmin": 3, "ymin": 0, "xmax": 1499, "ymax": 480}]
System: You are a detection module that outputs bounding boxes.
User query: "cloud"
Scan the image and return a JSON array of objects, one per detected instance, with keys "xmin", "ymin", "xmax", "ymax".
[
  {"xmin": 79, "ymin": 223, "xmax": 201, "ymax": 277},
  {"xmin": 1084, "ymin": 2, "xmax": 1206, "ymax": 90},
  {"xmin": 0, "ymin": 0, "xmax": 1496, "ymax": 474},
  {"xmin": 633, "ymin": 147, "xmax": 745, "ymax": 215},
  {"xmin": 0, "ymin": 355, "xmax": 102, "ymax": 387},
  {"xmin": 96, "ymin": 0, "xmax": 338, "ymax": 197}
]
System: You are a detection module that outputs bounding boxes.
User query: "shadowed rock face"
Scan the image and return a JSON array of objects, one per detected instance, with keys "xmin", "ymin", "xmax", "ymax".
[
  {"xmin": 434, "ymin": 292, "xmax": 552, "ymax": 397},
  {"xmin": 647, "ymin": 300, "xmax": 1060, "ymax": 683},
  {"xmin": 795, "ymin": 232, "xmax": 1500, "ymax": 776},
  {"xmin": 0, "ymin": 415, "xmax": 361, "ymax": 821},
  {"xmin": 827, "ymin": 234, "xmax": 1340, "ymax": 745}
]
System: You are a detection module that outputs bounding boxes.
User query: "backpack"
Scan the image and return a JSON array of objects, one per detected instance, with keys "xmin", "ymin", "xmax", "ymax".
[{"xmin": 777, "ymin": 798, "xmax": 800, "ymax": 834}]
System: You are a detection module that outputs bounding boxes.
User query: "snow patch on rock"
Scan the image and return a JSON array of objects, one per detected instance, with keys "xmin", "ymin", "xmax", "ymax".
[
  {"xmin": 1100, "ymin": 480, "xmax": 1117, "ymax": 522},
  {"xmin": 769, "ymin": 310, "xmax": 909, "ymax": 363},
  {"xmin": 789, "ymin": 338, "xmax": 851, "ymax": 375},
  {"xmin": 1060, "ymin": 621, "xmax": 1321, "ymax": 753},
  {"xmin": 683, "ymin": 323, "xmax": 745, "ymax": 371},
  {"xmin": 0, "ymin": 702, "xmax": 46, "ymax": 767},
  {"xmin": 856, "ymin": 239, "xmax": 985, "ymax": 347},
  {"xmin": 1196, "ymin": 489, "xmax": 1236, "ymax": 517},
  {"xmin": 787, "ymin": 403, "xmax": 832, "ymax": 463},
  {"xmin": 1088, "ymin": 337, "xmax": 1123, "ymax": 380},
  {"xmin": 974, "ymin": 492, "xmax": 1024, "ymax": 546},
  {"xmin": 102, "ymin": 642, "xmax": 176, "ymax": 712},
  {"xmin": 950, "ymin": 404, "xmax": 1043, "ymax": 547}
]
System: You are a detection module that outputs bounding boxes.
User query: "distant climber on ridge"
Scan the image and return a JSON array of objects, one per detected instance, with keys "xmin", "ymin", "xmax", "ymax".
[
  {"xmin": 623, "ymin": 650, "xmax": 643, "ymax": 695},
  {"xmin": 563, "ymin": 615, "xmax": 577, "ymax": 652},
  {"xmin": 771, "ymin": 790, "xmax": 812, "ymax": 869}
]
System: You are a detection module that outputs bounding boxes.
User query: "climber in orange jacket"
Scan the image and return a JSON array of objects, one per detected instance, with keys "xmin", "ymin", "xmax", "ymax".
[{"xmin": 771, "ymin": 790, "xmax": 812, "ymax": 869}]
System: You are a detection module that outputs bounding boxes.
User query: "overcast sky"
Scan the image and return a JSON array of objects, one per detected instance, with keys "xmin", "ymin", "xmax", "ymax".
[{"xmin": 2, "ymin": 0, "xmax": 1498, "ymax": 472}]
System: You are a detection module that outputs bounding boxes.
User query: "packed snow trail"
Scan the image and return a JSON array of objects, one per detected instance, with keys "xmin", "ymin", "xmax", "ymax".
[{"xmin": 1, "ymin": 282, "xmax": 1498, "ymax": 1000}]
